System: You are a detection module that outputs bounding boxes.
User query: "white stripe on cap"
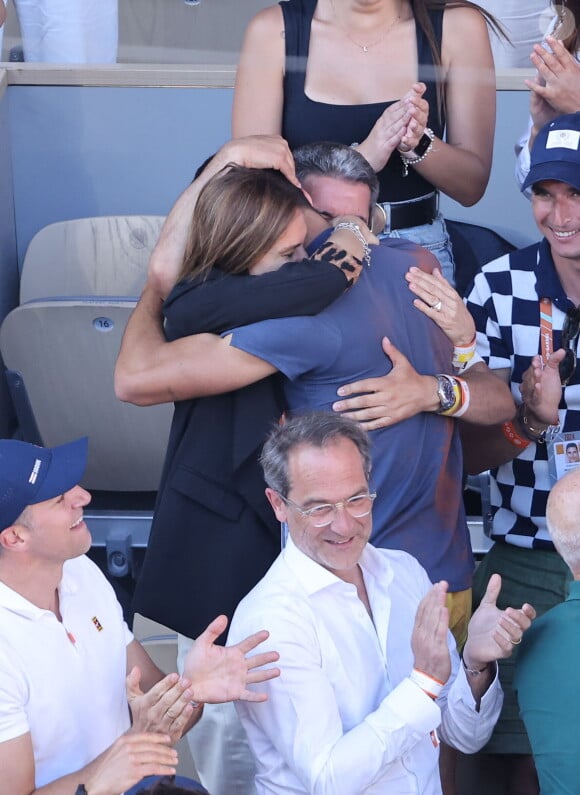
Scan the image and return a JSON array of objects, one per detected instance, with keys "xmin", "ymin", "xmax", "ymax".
[{"xmin": 29, "ymin": 459, "xmax": 42, "ymax": 484}]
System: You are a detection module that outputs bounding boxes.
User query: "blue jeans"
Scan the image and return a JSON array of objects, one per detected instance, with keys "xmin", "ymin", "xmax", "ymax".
[{"xmin": 380, "ymin": 213, "xmax": 456, "ymax": 286}]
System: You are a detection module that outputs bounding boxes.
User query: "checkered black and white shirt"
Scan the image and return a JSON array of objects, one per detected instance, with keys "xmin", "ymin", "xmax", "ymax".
[{"xmin": 466, "ymin": 239, "xmax": 580, "ymax": 549}]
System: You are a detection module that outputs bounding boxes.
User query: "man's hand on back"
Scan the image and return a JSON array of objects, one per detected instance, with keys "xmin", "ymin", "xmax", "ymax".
[{"xmin": 332, "ymin": 336, "xmax": 439, "ymax": 429}]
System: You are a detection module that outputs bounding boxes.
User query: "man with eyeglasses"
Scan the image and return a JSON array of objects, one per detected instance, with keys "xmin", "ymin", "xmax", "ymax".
[
  {"xmin": 227, "ymin": 412, "xmax": 534, "ymax": 795},
  {"xmin": 463, "ymin": 112, "xmax": 580, "ymax": 789}
]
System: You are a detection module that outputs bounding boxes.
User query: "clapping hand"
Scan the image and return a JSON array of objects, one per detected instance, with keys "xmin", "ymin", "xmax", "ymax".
[
  {"xmin": 463, "ymin": 574, "xmax": 536, "ymax": 670},
  {"xmin": 182, "ymin": 614, "xmax": 280, "ymax": 704},
  {"xmin": 411, "ymin": 581, "xmax": 452, "ymax": 685},
  {"xmin": 126, "ymin": 667, "xmax": 196, "ymax": 744}
]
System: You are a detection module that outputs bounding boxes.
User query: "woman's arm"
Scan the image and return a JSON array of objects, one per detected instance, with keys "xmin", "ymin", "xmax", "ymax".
[
  {"xmin": 164, "ymin": 261, "xmax": 348, "ymax": 339},
  {"xmin": 115, "ymin": 286, "xmax": 276, "ymax": 406},
  {"xmin": 163, "ymin": 219, "xmax": 373, "ymax": 339},
  {"xmin": 408, "ymin": 6, "xmax": 496, "ymax": 206},
  {"xmin": 232, "ymin": 5, "xmax": 286, "ymax": 137}
]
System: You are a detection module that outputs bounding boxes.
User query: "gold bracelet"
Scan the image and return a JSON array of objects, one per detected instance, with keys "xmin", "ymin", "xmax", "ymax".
[{"xmin": 518, "ymin": 404, "xmax": 548, "ymax": 444}]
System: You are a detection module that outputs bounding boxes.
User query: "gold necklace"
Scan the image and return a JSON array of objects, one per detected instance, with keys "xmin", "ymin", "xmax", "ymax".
[{"xmin": 330, "ymin": 0, "xmax": 401, "ymax": 53}]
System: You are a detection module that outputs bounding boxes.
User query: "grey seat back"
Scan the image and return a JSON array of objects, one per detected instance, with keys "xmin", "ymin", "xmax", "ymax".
[
  {"xmin": 20, "ymin": 216, "xmax": 165, "ymax": 301},
  {"xmin": 0, "ymin": 300, "xmax": 172, "ymax": 491},
  {"xmin": 2, "ymin": 215, "xmax": 172, "ymax": 492}
]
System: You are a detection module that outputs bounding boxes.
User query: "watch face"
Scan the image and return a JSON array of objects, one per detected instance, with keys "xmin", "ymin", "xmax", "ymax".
[
  {"xmin": 414, "ymin": 132, "xmax": 432, "ymax": 158},
  {"xmin": 437, "ymin": 376, "xmax": 456, "ymax": 411}
]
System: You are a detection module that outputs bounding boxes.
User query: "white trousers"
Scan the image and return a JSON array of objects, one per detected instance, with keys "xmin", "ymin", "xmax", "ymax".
[
  {"xmin": 12, "ymin": 0, "xmax": 118, "ymax": 62},
  {"xmin": 177, "ymin": 633, "xmax": 257, "ymax": 795}
]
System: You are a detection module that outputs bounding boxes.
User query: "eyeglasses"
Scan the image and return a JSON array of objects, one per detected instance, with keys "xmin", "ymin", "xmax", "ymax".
[
  {"xmin": 278, "ymin": 492, "xmax": 376, "ymax": 527},
  {"xmin": 559, "ymin": 306, "xmax": 580, "ymax": 385}
]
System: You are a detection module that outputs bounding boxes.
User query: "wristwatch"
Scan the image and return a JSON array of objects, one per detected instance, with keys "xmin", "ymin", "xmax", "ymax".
[
  {"xmin": 435, "ymin": 374, "xmax": 457, "ymax": 413},
  {"xmin": 410, "ymin": 128, "xmax": 435, "ymax": 159}
]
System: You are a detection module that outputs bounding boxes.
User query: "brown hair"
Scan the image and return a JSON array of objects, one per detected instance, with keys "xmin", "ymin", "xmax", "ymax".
[
  {"xmin": 413, "ymin": 1, "xmax": 506, "ymax": 120},
  {"xmin": 178, "ymin": 165, "xmax": 309, "ymax": 283}
]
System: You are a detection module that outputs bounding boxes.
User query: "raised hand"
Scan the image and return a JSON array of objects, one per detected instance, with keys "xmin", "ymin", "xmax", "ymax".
[
  {"xmin": 182, "ymin": 614, "xmax": 280, "ymax": 704},
  {"xmin": 397, "ymin": 83, "xmax": 430, "ymax": 155},
  {"xmin": 126, "ymin": 667, "xmax": 197, "ymax": 744},
  {"xmin": 519, "ymin": 350, "xmax": 564, "ymax": 426},
  {"xmin": 214, "ymin": 134, "xmax": 301, "ymax": 187},
  {"xmin": 357, "ymin": 99, "xmax": 412, "ymax": 171},
  {"xmin": 405, "ymin": 266, "xmax": 476, "ymax": 346},
  {"xmin": 463, "ymin": 574, "xmax": 536, "ymax": 670},
  {"xmin": 411, "ymin": 581, "xmax": 451, "ymax": 684},
  {"xmin": 332, "ymin": 336, "xmax": 438, "ymax": 429},
  {"xmin": 527, "ymin": 36, "xmax": 580, "ymax": 117},
  {"xmin": 528, "ymin": 74, "xmax": 560, "ymax": 134}
]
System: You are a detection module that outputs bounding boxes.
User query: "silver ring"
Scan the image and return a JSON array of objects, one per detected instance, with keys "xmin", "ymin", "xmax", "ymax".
[
  {"xmin": 510, "ymin": 636, "xmax": 522, "ymax": 646},
  {"xmin": 432, "ymin": 299, "xmax": 443, "ymax": 312}
]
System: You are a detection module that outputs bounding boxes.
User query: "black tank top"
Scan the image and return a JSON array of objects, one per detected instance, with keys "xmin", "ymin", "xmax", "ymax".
[{"xmin": 281, "ymin": 0, "xmax": 445, "ymax": 202}]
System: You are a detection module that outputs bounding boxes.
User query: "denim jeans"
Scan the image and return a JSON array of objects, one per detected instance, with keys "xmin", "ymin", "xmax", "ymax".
[{"xmin": 380, "ymin": 213, "xmax": 456, "ymax": 286}]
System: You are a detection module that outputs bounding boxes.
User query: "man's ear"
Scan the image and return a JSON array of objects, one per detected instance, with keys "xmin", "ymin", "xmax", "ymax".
[
  {"xmin": 265, "ymin": 488, "xmax": 289, "ymax": 524},
  {"xmin": 0, "ymin": 524, "xmax": 28, "ymax": 552},
  {"xmin": 371, "ymin": 204, "xmax": 386, "ymax": 235}
]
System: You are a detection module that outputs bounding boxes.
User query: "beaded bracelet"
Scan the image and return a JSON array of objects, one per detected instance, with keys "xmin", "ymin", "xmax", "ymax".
[
  {"xmin": 333, "ymin": 222, "xmax": 371, "ymax": 268},
  {"xmin": 400, "ymin": 128, "xmax": 435, "ymax": 177}
]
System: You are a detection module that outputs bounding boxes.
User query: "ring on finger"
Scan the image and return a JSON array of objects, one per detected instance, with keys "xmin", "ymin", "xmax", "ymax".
[
  {"xmin": 431, "ymin": 299, "xmax": 443, "ymax": 312},
  {"xmin": 510, "ymin": 636, "xmax": 522, "ymax": 645}
]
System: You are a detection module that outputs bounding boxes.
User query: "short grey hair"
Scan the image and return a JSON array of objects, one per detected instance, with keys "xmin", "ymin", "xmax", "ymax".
[
  {"xmin": 260, "ymin": 412, "xmax": 372, "ymax": 497},
  {"xmin": 293, "ymin": 142, "xmax": 380, "ymax": 207}
]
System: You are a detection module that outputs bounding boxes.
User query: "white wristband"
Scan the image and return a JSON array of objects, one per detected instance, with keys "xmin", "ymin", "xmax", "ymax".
[
  {"xmin": 409, "ymin": 668, "xmax": 444, "ymax": 699},
  {"xmin": 452, "ymin": 337, "xmax": 476, "ymax": 371},
  {"xmin": 452, "ymin": 378, "xmax": 471, "ymax": 418}
]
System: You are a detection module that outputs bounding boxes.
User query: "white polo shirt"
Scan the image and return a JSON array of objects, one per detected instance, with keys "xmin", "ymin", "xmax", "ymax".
[{"xmin": 0, "ymin": 555, "xmax": 132, "ymax": 787}]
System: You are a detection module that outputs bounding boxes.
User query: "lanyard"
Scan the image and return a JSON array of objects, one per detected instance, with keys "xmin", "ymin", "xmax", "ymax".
[{"xmin": 539, "ymin": 297, "xmax": 554, "ymax": 365}]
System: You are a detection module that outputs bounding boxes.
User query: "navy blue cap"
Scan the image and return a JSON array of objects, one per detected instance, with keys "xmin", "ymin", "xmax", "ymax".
[
  {"xmin": 522, "ymin": 113, "xmax": 580, "ymax": 192},
  {"xmin": 0, "ymin": 437, "xmax": 88, "ymax": 531}
]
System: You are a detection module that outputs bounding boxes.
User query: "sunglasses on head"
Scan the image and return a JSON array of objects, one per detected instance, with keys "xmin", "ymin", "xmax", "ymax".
[{"xmin": 559, "ymin": 306, "xmax": 580, "ymax": 385}]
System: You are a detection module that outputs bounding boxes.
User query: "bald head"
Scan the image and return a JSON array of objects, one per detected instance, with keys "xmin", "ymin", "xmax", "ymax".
[{"xmin": 547, "ymin": 469, "xmax": 580, "ymax": 577}]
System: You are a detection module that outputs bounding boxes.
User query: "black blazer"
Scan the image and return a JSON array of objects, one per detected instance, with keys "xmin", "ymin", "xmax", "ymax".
[{"xmin": 133, "ymin": 260, "xmax": 348, "ymax": 640}]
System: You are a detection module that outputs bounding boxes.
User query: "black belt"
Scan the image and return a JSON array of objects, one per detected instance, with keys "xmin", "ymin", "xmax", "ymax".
[{"xmin": 377, "ymin": 192, "xmax": 438, "ymax": 234}]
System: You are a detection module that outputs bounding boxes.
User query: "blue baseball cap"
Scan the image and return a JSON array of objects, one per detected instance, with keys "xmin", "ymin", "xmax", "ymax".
[
  {"xmin": 522, "ymin": 113, "xmax": 580, "ymax": 193},
  {"xmin": 0, "ymin": 437, "xmax": 88, "ymax": 531}
]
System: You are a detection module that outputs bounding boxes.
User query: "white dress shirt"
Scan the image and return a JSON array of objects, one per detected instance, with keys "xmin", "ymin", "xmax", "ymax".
[{"xmin": 228, "ymin": 538, "xmax": 502, "ymax": 795}]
